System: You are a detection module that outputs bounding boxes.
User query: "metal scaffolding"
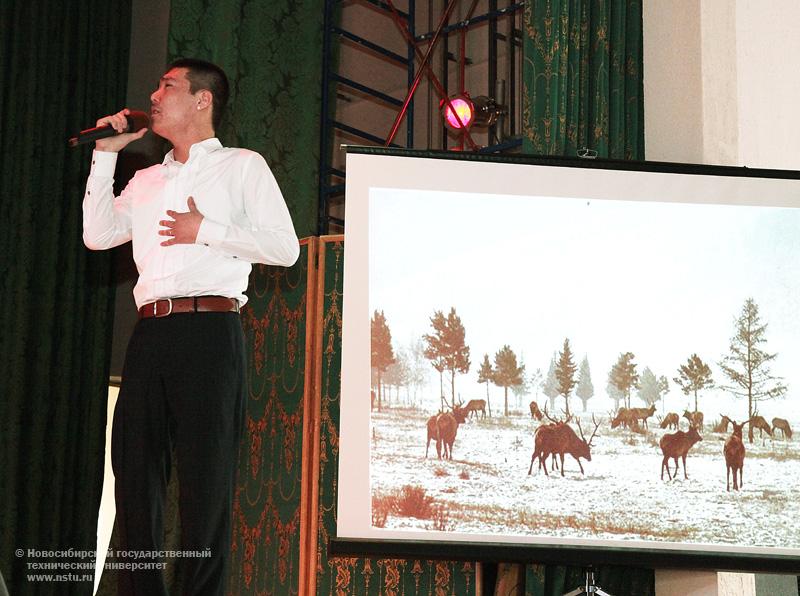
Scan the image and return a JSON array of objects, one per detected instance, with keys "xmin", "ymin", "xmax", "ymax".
[{"xmin": 317, "ymin": 0, "xmax": 524, "ymax": 234}]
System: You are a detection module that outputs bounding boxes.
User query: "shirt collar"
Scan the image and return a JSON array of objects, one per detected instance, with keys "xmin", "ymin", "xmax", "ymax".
[{"xmin": 162, "ymin": 137, "xmax": 223, "ymax": 166}]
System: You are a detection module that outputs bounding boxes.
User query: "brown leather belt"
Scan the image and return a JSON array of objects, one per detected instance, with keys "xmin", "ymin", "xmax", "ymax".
[{"xmin": 138, "ymin": 296, "xmax": 240, "ymax": 319}]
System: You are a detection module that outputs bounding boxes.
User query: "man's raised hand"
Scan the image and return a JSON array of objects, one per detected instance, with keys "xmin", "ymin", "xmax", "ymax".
[{"xmin": 94, "ymin": 108, "xmax": 148, "ymax": 153}]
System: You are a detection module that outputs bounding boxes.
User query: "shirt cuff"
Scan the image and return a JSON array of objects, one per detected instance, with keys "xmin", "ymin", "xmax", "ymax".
[
  {"xmin": 196, "ymin": 217, "xmax": 228, "ymax": 247},
  {"xmin": 90, "ymin": 150, "xmax": 118, "ymax": 177}
]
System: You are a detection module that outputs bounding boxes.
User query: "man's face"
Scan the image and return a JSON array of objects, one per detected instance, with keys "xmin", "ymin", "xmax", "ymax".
[{"xmin": 149, "ymin": 67, "xmax": 199, "ymax": 139}]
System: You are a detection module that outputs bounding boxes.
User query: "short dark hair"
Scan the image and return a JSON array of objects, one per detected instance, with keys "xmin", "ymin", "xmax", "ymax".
[{"xmin": 168, "ymin": 58, "xmax": 229, "ymax": 131}]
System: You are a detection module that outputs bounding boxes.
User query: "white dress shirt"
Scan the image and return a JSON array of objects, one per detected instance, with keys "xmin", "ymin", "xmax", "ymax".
[{"xmin": 83, "ymin": 138, "xmax": 300, "ymax": 308}]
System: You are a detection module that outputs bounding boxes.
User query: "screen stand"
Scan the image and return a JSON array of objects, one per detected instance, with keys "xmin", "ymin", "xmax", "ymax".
[{"xmin": 562, "ymin": 567, "xmax": 613, "ymax": 596}]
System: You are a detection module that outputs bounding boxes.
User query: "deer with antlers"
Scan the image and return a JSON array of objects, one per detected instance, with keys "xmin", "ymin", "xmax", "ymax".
[
  {"xmin": 629, "ymin": 404, "xmax": 657, "ymax": 429},
  {"xmin": 528, "ymin": 410, "xmax": 600, "ymax": 477},
  {"xmin": 425, "ymin": 407, "xmax": 468, "ymax": 460},
  {"xmin": 659, "ymin": 425, "xmax": 703, "ymax": 480},
  {"xmin": 772, "ymin": 417, "xmax": 793, "ymax": 440},
  {"xmin": 723, "ymin": 418, "xmax": 748, "ymax": 491}
]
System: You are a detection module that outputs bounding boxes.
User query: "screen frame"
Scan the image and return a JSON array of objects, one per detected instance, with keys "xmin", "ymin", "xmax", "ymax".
[{"xmin": 336, "ymin": 145, "xmax": 800, "ymax": 574}]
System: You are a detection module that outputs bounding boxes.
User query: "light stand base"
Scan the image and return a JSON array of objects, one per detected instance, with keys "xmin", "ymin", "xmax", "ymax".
[{"xmin": 562, "ymin": 567, "xmax": 614, "ymax": 596}]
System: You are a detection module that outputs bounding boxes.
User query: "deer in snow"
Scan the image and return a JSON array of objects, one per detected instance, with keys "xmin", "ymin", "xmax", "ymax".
[
  {"xmin": 529, "ymin": 400, "xmax": 544, "ymax": 421},
  {"xmin": 682, "ymin": 409, "xmax": 704, "ymax": 431},
  {"xmin": 528, "ymin": 415, "xmax": 600, "ymax": 477},
  {"xmin": 536, "ymin": 406, "xmax": 576, "ymax": 472},
  {"xmin": 425, "ymin": 407, "xmax": 468, "ymax": 460},
  {"xmin": 659, "ymin": 425, "xmax": 703, "ymax": 480},
  {"xmin": 425, "ymin": 415, "xmax": 439, "ymax": 458},
  {"xmin": 723, "ymin": 418, "xmax": 748, "ymax": 491},
  {"xmin": 462, "ymin": 398, "xmax": 487, "ymax": 420},
  {"xmin": 628, "ymin": 404, "xmax": 657, "ymax": 429},
  {"xmin": 772, "ymin": 417, "xmax": 793, "ymax": 440},
  {"xmin": 659, "ymin": 412, "xmax": 680, "ymax": 430},
  {"xmin": 749, "ymin": 414, "xmax": 773, "ymax": 439},
  {"xmin": 713, "ymin": 415, "xmax": 732, "ymax": 433},
  {"xmin": 611, "ymin": 407, "xmax": 643, "ymax": 433}
]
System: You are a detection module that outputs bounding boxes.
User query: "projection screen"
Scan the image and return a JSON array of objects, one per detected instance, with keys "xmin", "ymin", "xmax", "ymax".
[{"xmin": 336, "ymin": 147, "xmax": 800, "ymax": 572}]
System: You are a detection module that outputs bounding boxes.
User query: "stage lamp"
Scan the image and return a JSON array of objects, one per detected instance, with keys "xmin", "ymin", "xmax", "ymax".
[
  {"xmin": 441, "ymin": 94, "xmax": 504, "ymax": 130},
  {"xmin": 441, "ymin": 95, "xmax": 474, "ymax": 129}
]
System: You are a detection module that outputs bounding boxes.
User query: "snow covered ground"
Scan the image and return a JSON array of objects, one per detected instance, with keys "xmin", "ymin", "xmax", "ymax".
[{"xmin": 370, "ymin": 407, "xmax": 800, "ymax": 551}]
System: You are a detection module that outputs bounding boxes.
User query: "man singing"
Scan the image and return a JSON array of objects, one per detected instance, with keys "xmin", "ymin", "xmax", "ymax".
[{"xmin": 83, "ymin": 58, "xmax": 299, "ymax": 595}]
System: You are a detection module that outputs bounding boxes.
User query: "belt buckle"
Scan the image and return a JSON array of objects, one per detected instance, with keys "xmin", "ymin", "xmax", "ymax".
[{"xmin": 153, "ymin": 298, "xmax": 173, "ymax": 318}]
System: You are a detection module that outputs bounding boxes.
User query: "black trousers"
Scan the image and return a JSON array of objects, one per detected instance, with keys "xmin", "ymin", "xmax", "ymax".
[{"xmin": 112, "ymin": 312, "xmax": 245, "ymax": 596}]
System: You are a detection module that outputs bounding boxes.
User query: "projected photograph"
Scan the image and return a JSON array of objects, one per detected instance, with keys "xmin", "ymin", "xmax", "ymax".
[{"xmin": 365, "ymin": 185, "xmax": 800, "ymax": 554}]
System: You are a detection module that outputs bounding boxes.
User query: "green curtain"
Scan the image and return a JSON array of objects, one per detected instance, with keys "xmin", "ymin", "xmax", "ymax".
[
  {"xmin": 167, "ymin": 0, "xmax": 324, "ymax": 238},
  {"xmin": 313, "ymin": 238, "xmax": 478, "ymax": 595},
  {"xmin": 0, "ymin": 1, "xmax": 132, "ymax": 595},
  {"xmin": 228, "ymin": 247, "xmax": 312, "ymax": 595},
  {"xmin": 522, "ymin": 0, "xmax": 644, "ymax": 159}
]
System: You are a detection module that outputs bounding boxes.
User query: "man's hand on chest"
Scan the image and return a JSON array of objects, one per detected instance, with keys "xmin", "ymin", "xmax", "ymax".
[{"xmin": 159, "ymin": 196, "xmax": 205, "ymax": 245}]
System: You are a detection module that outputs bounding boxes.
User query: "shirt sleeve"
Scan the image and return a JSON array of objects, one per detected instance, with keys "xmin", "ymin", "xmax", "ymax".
[
  {"xmin": 82, "ymin": 150, "xmax": 133, "ymax": 250},
  {"xmin": 195, "ymin": 152, "xmax": 300, "ymax": 266}
]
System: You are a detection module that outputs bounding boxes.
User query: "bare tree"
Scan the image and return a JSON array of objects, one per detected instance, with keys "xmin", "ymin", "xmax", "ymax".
[
  {"xmin": 383, "ymin": 348, "xmax": 410, "ymax": 404},
  {"xmin": 406, "ymin": 338, "xmax": 430, "ymax": 406},
  {"xmin": 529, "ymin": 367, "xmax": 543, "ymax": 402}
]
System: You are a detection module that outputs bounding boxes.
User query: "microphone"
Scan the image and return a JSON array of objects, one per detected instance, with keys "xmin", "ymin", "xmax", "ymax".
[{"xmin": 68, "ymin": 110, "xmax": 150, "ymax": 147}]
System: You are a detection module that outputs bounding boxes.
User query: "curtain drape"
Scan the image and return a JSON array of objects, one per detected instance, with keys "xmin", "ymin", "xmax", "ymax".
[
  {"xmin": 166, "ymin": 0, "xmax": 325, "ymax": 238},
  {"xmin": 522, "ymin": 0, "xmax": 644, "ymax": 159},
  {"xmin": 0, "ymin": 2, "xmax": 132, "ymax": 594}
]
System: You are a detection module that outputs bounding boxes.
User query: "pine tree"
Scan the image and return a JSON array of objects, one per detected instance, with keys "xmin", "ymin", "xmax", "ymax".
[
  {"xmin": 423, "ymin": 310, "xmax": 447, "ymax": 410},
  {"xmin": 510, "ymin": 355, "xmax": 532, "ymax": 409},
  {"xmin": 423, "ymin": 307, "xmax": 471, "ymax": 409},
  {"xmin": 606, "ymin": 376, "xmax": 625, "ymax": 411},
  {"xmin": 477, "ymin": 354, "xmax": 494, "ymax": 417},
  {"xmin": 719, "ymin": 298, "xmax": 786, "ymax": 443},
  {"xmin": 637, "ymin": 367, "xmax": 668, "ymax": 407},
  {"xmin": 542, "ymin": 355, "xmax": 559, "ymax": 411},
  {"xmin": 609, "ymin": 352, "xmax": 638, "ymax": 409},
  {"xmin": 576, "ymin": 356, "xmax": 594, "ymax": 412},
  {"xmin": 493, "ymin": 345, "xmax": 524, "ymax": 416},
  {"xmin": 555, "ymin": 338, "xmax": 578, "ymax": 416},
  {"xmin": 371, "ymin": 310, "xmax": 395, "ymax": 411},
  {"xmin": 673, "ymin": 353, "xmax": 713, "ymax": 413}
]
